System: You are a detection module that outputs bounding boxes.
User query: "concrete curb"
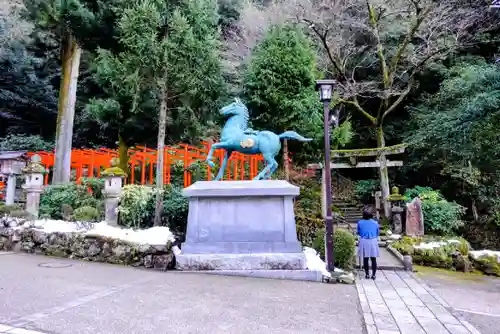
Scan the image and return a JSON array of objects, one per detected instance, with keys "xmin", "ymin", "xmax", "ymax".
[
  {"xmin": 386, "ymin": 244, "xmax": 413, "ymax": 271},
  {"xmin": 176, "ymin": 269, "xmax": 325, "ymax": 282}
]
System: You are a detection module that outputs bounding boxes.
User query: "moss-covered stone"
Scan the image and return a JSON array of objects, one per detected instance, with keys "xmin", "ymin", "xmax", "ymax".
[
  {"xmin": 471, "ymin": 255, "xmax": 500, "ymax": 277},
  {"xmin": 392, "ymin": 236, "xmax": 472, "ymax": 271},
  {"xmin": 101, "ymin": 166, "xmax": 127, "ymax": 177},
  {"xmin": 332, "ymin": 143, "xmax": 407, "ymax": 157}
]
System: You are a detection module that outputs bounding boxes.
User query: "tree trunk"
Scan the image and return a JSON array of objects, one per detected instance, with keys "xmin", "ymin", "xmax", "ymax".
[
  {"xmin": 283, "ymin": 138, "xmax": 290, "ymax": 181},
  {"xmin": 118, "ymin": 134, "xmax": 129, "ymax": 173},
  {"xmin": 53, "ymin": 33, "xmax": 82, "ymax": 184},
  {"xmin": 154, "ymin": 86, "xmax": 168, "ymax": 227},
  {"xmin": 376, "ymin": 126, "xmax": 391, "ymax": 219}
]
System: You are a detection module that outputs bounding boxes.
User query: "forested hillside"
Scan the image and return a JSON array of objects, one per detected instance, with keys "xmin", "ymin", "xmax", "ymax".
[{"xmin": 1, "ymin": 0, "xmax": 500, "ymax": 246}]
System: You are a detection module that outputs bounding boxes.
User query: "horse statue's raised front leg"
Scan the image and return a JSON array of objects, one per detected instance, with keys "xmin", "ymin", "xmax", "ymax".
[{"xmin": 205, "ymin": 142, "xmax": 227, "ymax": 168}]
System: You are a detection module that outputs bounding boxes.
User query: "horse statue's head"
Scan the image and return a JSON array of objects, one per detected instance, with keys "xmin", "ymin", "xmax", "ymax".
[{"xmin": 220, "ymin": 98, "xmax": 248, "ymax": 120}]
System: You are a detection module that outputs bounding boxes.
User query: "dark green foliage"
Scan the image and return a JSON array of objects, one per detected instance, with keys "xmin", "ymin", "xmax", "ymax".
[
  {"xmin": 72, "ymin": 206, "xmax": 100, "ymax": 222},
  {"xmin": 157, "ymin": 186, "xmax": 189, "ymax": 235},
  {"xmin": 404, "ymin": 187, "xmax": 465, "ymax": 235},
  {"xmin": 80, "ymin": 177, "xmax": 105, "ymax": 199},
  {"xmin": 0, "ymin": 16, "xmax": 58, "ymax": 138},
  {"xmin": 86, "ymin": 0, "xmax": 226, "ymax": 152},
  {"xmin": 243, "ymin": 24, "xmax": 323, "ymax": 163},
  {"xmin": 293, "ymin": 178, "xmax": 323, "ymax": 246},
  {"xmin": 406, "ymin": 61, "xmax": 500, "ymax": 226},
  {"xmin": 312, "ymin": 228, "xmax": 356, "ymax": 270},
  {"xmin": 118, "ymin": 184, "xmax": 188, "ymax": 233},
  {"xmin": 354, "ymin": 179, "xmax": 379, "ymax": 203},
  {"xmin": 39, "ymin": 183, "xmax": 103, "ymax": 219},
  {"xmin": 0, "ymin": 134, "xmax": 54, "ymax": 151}
]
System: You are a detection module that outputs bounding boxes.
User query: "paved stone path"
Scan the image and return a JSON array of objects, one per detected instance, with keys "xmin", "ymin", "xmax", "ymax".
[
  {"xmin": 356, "ymin": 270, "xmax": 481, "ymax": 334},
  {"xmin": 357, "ymin": 247, "xmax": 404, "ymax": 270}
]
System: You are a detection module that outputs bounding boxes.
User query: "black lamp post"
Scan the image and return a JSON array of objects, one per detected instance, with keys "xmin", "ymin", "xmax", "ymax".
[{"xmin": 315, "ymin": 79, "xmax": 336, "ymax": 272}]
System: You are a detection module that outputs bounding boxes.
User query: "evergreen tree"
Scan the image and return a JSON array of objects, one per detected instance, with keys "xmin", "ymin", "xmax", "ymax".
[
  {"xmin": 86, "ymin": 0, "xmax": 225, "ymax": 225},
  {"xmin": 0, "ymin": 17, "xmax": 58, "ymax": 138},
  {"xmin": 407, "ymin": 60, "xmax": 500, "ymax": 220},
  {"xmin": 243, "ymin": 24, "xmax": 323, "ymax": 170},
  {"xmin": 21, "ymin": 0, "xmax": 122, "ymax": 183}
]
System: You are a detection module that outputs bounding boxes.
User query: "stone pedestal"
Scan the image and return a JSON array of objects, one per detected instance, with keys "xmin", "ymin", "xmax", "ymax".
[
  {"xmin": 103, "ymin": 176, "xmax": 123, "ymax": 226},
  {"xmin": 176, "ymin": 181, "xmax": 307, "ymax": 273}
]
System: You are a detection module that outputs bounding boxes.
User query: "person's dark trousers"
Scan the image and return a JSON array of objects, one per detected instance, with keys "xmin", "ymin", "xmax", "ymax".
[{"xmin": 363, "ymin": 257, "xmax": 377, "ymax": 276}]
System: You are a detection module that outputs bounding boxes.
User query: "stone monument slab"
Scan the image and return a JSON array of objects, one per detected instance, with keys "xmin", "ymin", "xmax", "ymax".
[
  {"xmin": 406, "ymin": 197, "xmax": 424, "ymax": 236},
  {"xmin": 176, "ymin": 180, "xmax": 308, "ymax": 273}
]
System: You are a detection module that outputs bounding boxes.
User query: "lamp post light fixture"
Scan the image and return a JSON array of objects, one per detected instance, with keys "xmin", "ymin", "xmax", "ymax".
[{"xmin": 315, "ymin": 79, "xmax": 337, "ymax": 272}]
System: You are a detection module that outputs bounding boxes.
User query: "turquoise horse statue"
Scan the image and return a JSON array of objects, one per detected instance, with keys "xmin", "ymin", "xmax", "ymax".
[{"xmin": 206, "ymin": 98, "xmax": 312, "ymax": 180}]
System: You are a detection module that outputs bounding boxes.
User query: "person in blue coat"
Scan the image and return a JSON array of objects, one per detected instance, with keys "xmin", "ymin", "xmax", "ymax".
[{"xmin": 357, "ymin": 206, "xmax": 380, "ymax": 280}]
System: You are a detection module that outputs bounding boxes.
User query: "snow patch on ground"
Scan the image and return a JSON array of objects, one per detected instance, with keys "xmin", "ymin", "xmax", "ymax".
[
  {"xmin": 470, "ymin": 250, "xmax": 500, "ymax": 262},
  {"xmin": 31, "ymin": 219, "xmax": 175, "ymax": 245},
  {"xmin": 303, "ymin": 247, "xmax": 333, "ymax": 278},
  {"xmin": 413, "ymin": 239, "xmax": 461, "ymax": 250}
]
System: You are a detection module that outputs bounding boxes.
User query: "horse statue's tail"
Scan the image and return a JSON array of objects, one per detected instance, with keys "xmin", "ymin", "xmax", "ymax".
[{"xmin": 278, "ymin": 131, "xmax": 312, "ymax": 142}]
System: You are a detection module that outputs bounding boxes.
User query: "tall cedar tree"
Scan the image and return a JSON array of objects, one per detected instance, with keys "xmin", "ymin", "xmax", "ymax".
[
  {"xmin": 86, "ymin": 0, "xmax": 224, "ymax": 225},
  {"xmin": 243, "ymin": 24, "xmax": 322, "ymax": 173},
  {"xmin": 22, "ymin": 0, "xmax": 120, "ymax": 183}
]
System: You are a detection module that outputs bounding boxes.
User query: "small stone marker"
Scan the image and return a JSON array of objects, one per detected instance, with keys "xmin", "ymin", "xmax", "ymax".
[{"xmin": 406, "ymin": 197, "xmax": 424, "ymax": 236}]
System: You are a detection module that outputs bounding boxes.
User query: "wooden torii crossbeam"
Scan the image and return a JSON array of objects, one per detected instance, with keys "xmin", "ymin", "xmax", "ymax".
[{"xmin": 308, "ymin": 144, "xmax": 406, "ymax": 219}]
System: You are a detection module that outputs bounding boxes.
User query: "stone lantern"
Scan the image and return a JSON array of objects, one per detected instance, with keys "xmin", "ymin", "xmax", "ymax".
[
  {"xmin": 21, "ymin": 155, "xmax": 46, "ymax": 219},
  {"xmin": 0, "ymin": 151, "xmax": 27, "ymax": 205},
  {"xmin": 101, "ymin": 158, "xmax": 127, "ymax": 226},
  {"xmin": 387, "ymin": 186, "xmax": 407, "ymax": 234}
]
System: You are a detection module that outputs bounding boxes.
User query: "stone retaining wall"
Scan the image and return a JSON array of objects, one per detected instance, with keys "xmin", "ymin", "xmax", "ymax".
[{"xmin": 0, "ymin": 217, "xmax": 175, "ymax": 270}]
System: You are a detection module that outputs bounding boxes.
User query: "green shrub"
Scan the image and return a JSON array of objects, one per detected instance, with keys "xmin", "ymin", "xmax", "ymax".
[
  {"xmin": 405, "ymin": 187, "xmax": 465, "ymax": 235},
  {"xmin": 292, "ymin": 177, "xmax": 324, "ymax": 246},
  {"xmin": 159, "ymin": 185, "xmax": 188, "ymax": 234},
  {"xmin": 118, "ymin": 184, "xmax": 189, "ymax": 232},
  {"xmin": 39, "ymin": 183, "xmax": 98, "ymax": 220},
  {"xmin": 72, "ymin": 206, "xmax": 100, "ymax": 222},
  {"xmin": 312, "ymin": 228, "xmax": 356, "ymax": 269},
  {"xmin": 0, "ymin": 204, "xmax": 23, "ymax": 215},
  {"xmin": 0, "ymin": 134, "xmax": 54, "ymax": 151},
  {"xmin": 38, "ymin": 182, "xmax": 104, "ymax": 220},
  {"xmin": 354, "ymin": 179, "xmax": 379, "ymax": 203},
  {"xmin": 118, "ymin": 185, "xmax": 154, "ymax": 228},
  {"xmin": 80, "ymin": 177, "xmax": 105, "ymax": 199}
]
